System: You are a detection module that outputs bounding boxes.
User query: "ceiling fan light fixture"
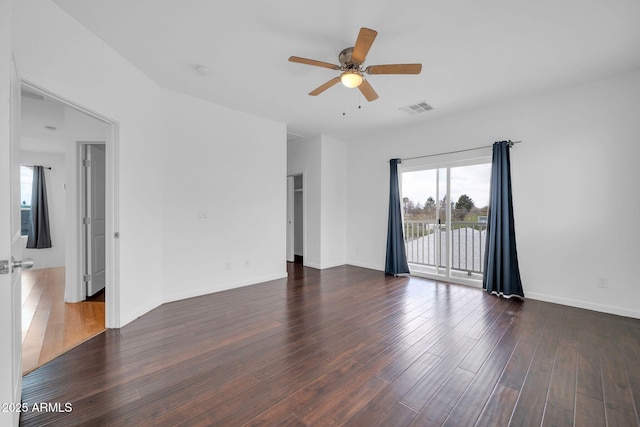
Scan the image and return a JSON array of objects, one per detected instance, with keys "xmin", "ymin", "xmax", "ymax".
[{"xmin": 340, "ymin": 71, "xmax": 363, "ymax": 88}]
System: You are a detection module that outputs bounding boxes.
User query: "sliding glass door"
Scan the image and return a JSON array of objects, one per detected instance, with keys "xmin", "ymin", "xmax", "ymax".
[{"xmin": 402, "ymin": 160, "xmax": 491, "ymax": 284}]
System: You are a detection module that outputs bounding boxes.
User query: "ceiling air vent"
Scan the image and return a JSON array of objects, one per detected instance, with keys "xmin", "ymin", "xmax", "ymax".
[
  {"xmin": 399, "ymin": 101, "xmax": 433, "ymax": 115},
  {"xmin": 287, "ymin": 132, "xmax": 304, "ymax": 143}
]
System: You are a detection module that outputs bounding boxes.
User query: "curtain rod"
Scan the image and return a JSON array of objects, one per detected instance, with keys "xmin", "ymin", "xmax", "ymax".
[
  {"xmin": 401, "ymin": 140, "xmax": 522, "ymax": 162},
  {"xmin": 21, "ymin": 165, "xmax": 52, "ymax": 170}
]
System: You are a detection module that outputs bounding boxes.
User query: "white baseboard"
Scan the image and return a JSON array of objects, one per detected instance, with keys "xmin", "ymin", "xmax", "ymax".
[
  {"xmin": 343, "ymin": 263, "xmax": 640, "ymax": 319},
  {"xmin": 346, "ymin": 260, "xmax": 385, "ymax": 272},
  {"xmin": 119, "ymin": 297, "xmax": 163, "ymax": 328},
  {"xmin": 162, "ymin": 272, "xmax": 288, "ymax": 304},
  {"xmin": 526, "ymin": 291, "xmax": 640, "ymax": 319},
  {"xmin": 303, "ymin": 261, "xmax": 322, "ymax": 269},
  {"xmin": 302, "ymin": 261, "xmax": 367, "ymax": 270},
  {"xmin": 318, "ymin": 261, "xmax": 348, "ymax": 270}
]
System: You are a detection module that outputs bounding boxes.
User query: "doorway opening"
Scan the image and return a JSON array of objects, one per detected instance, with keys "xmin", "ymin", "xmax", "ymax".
[
  {"xmin": 401, "ymin": 159, "xmax": 491, "ymax": 286},
  {"xmin": 19, "ymin": 82, "xmax": 118, "ymax": 374},
  {"xmin": 286, "ymin": 174, "xmax": 304, "ymax": 265}
]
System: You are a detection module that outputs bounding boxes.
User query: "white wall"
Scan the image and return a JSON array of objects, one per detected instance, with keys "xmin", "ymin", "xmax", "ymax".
[
  {"xmin": 21, "ymin": 97, "xmax": 66, "ymax": 152},
  {"xmin": 13, "ymin": 0, "xmax": 167, "ymax": 326},
  {"xmin": 320, "ymin": 136, "xmax": 347, "ymax": 268},
  {"xmin": 287, "ymin": 135, "xmax": 347, "ymax": 269},
  {"xmin": 160, "ymin": 89, "xmax": 287, "ymax": 301},
  {"xmin": 347, "ymin": 69, "xmax": 640, "ymax": 318},
  {"xmin": 294, "ymin": 175, "xmax": 303, "ymax": 256},
  {"xmin": 20, "ymin": 151, "xmax": 65, "ymax": 269},
  {"xmin": 12, "ymin": 0, "xmax": 289, "ymax": 325},
  {"xmin": 294, "ymin": 191, "xmax": 303, "ymax": 256}
]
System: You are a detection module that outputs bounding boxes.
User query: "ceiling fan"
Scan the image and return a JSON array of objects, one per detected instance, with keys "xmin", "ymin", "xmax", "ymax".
[{"xmin": 288, "ymin": 27, "xmax": 422, "ymax": 102}]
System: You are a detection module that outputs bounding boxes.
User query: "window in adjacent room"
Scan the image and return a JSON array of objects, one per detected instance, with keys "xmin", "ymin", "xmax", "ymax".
[{"xmin": 20, "ymin": 165, "xmax": 33, "ymax": 236}]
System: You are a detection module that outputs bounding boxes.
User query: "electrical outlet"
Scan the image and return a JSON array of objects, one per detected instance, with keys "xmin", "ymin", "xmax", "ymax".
[
  {"xmin": 225, "ymin": 262, "xmax": 231, "ymax": 271},
  {"xmin": 597, "ymin": 277, "xmax": 609, "ymax": 288}
]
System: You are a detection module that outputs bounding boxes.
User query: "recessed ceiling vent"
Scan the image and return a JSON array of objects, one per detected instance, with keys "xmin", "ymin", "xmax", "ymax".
[
  {"xmin": 399, "ymin": 101, "xmax": 433, "ymax": 115},
  {"xmin": 287, "ymin": 132, "xmax": 304, "ymax": 143}
]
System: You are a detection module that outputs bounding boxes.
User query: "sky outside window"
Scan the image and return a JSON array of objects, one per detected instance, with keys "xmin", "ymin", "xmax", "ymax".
[
  {"xmin": 402, "ymin": 163, "xmax": 491, "ymax": 209},
  {"xmin": 21, "ymin": 165, "xmax": 33, "ymax": 207}
]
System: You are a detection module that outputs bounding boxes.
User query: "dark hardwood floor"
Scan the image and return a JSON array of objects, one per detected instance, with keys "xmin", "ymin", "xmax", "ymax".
[{"xmin": 20, "ymin": 263, "xmax": 640, "ymax": 426}]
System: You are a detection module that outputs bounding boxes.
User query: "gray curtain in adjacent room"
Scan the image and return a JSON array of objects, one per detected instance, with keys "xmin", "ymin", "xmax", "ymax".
[
  {"xmin": 483, "ymin": 141, "xmax": 524, "ymax": 298},
  {"xmin": 26, "ymin": 166, "xmax": 52, "ymax": 249},
  {"xmin": 385, "ymin": 158, "xmax": 410, "ymax": 275}
]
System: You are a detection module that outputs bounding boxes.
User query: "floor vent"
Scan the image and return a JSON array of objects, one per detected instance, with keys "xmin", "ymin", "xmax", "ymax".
[{"xmin": 399, "ymin": 101, "xmax": 433, "ymax": 115}]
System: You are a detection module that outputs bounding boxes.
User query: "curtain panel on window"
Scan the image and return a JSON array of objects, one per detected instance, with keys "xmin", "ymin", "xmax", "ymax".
[
  {"xmin": 483, "ymin": 141, "xmax": 524, "ymax": 298},
  {"xmin": 385, "ymin": 158, "xmax": 410, "ymax": 275},
  {"xmin": 26, "ymin": 165, "xmax": 52, "ymax": 249}
]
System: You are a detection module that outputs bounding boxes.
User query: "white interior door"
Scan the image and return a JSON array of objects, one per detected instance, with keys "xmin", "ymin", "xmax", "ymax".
[
  {"xmin": 84, "ymin": 144, "xmax": 106, "ymax": 297},
  {"xmin": 0, "ymin": 55, "xmax": 26, "ymax": 426},
  {"xmin": 286, "ymin": 176, "xmax": 294, "ymax": 262}
]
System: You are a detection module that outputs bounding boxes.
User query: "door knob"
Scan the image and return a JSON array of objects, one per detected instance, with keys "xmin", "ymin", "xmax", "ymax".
[{"xmin": 12, "ymin": 257, "xmax": 34, "ymax": 273}]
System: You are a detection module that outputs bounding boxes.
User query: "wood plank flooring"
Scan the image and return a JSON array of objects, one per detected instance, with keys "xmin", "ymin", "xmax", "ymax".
[
  {"xmin": 21, "ymin": 267, "xmax": 106, "ymax": 374},
  {"xmin": 20, "ymin": 263, "xmax": 640, "ymax": 426}
]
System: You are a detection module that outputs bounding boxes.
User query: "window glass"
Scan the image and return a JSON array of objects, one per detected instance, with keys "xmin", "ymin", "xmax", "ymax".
[
  {"xmin": 401, "ymin": 161, "xmax": 491, "ymax": 283},
  {"xmin": 20, "ymin": 166, "xmax": 32, "ymax": 236}
]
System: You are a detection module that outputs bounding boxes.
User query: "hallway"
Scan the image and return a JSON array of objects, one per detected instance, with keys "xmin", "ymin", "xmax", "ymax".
[{"xmin": 21, "ymin": 267, "xmax": 105, "ymax": 374}]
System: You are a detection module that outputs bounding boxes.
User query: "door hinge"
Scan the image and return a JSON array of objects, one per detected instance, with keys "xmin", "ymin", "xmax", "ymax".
[
  {"xmin": 83, "ymin": 159, "xmax": 91, "ymax": 167},
  {"xmin": 83, "ymin": 217, "xmax": 91, "ymax": 225},
  {"xmin": 83, "ymin": 274, "xmax": 91, "ymax": 282}
]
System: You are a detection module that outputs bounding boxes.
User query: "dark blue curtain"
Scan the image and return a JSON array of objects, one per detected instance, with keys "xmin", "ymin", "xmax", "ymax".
[
  {"xmin": 385, "ymin": 159, "xmax": 410, "ymax": 275},
  {"xmin": 27, "ymin": 166, "xmax": 52, "ymax": 249},
  {"xmin": 483, "ymin": 141, "xmax": 523, "ymax": 298}
]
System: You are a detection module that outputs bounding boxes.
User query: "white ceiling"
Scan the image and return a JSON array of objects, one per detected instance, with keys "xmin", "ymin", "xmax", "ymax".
[
  {"xmin": 51, "ymin": 0, "xmax": 640, "ymax": 141},
  {"xmin": 21, "ymin": 90, "xmax": 67, "ymax": 153}
]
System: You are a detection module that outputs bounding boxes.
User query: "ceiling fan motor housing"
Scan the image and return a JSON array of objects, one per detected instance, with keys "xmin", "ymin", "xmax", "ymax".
[{"xmin": 339, "ymin": 47, "xmax": 360, "ymax": 70}]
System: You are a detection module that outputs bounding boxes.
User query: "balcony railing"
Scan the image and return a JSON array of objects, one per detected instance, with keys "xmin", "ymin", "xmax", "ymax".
[{"xmin": 404, "ymin": 220, "xmax": 487, "ymax": 274}]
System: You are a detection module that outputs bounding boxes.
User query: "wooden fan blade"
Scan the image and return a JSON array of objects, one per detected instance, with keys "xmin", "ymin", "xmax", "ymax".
[
  {"xmin": 309, "ymin": 77, "xmax": 341, "ymax": 96},
  {"xmin": 289, "ymin": 56, "xmax": 341, "ymax": 70},
  {"xmin": 358, "ymin": 79, "xmax": 379, "ymax": 102},
  {"xmin": 366, "ymin": 64, "xmax": 422, "ymax": 74},
  {"xmin": 351, "ymin": 28, "xmax": 378, "ymax": 63}
]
